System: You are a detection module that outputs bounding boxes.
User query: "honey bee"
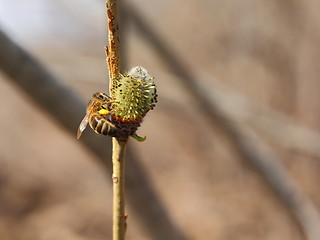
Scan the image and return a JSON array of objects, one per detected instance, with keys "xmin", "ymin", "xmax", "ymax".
[{"xmin": 77, "ymin": 92, "xmax": 118, "ymax": 139}]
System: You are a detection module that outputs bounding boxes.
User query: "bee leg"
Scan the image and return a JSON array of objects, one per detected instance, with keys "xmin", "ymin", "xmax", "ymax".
[{"xmin": 98, "ymin": 109, "xmax": 111, "ymax": 115}]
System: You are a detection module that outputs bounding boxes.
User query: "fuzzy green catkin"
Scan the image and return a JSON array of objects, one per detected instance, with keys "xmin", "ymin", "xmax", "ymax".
[{"xmin": 112, "ymin": 66, "xmax": 157, "ymax": 121}]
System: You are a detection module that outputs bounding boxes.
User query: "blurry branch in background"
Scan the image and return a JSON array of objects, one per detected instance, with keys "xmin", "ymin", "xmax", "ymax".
[
  {"xmin": 0, "ymin": 29, "xmax": 186, "ymax": 240},
  {"xmin": 201, "ymin": 76, "xmax": 320, "ymax": 159},
  {"xmin": 236, "ymin": 128, "xmax": 320, "ymax": 240},
  {"xmin": 0, "ymin": 29, "xmax": 109, "ymax": 160},
  {"xmin": 126, "ymin": 5, "xmax": 320, "ymax": 240},
  {"xmin": 162, "ymin": 71, "xmax": 320, "ymax": 159},
  {"xmin": 208, "ymin": 84, "xmax": 320, "ymax": 158}
]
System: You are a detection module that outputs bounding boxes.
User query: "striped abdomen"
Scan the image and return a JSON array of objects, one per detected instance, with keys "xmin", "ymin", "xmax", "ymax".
[{"xmin": 89, "ymin": 113, "xmax": 118, "ymax": 137}]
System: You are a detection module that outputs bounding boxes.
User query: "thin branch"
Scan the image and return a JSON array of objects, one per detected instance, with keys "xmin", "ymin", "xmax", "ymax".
[
  {"xmin": 0, "ymin": 28, "xmax": 186, "ymax": 240},
  {"xmin": 118, "ymin": 0, "xmax": 128, "ymax": 70},
  {"xmin": 106, "ymin": 0, "xmax": 121, "ymax": 90},
  {"xmin": 105, "ymin": 0, "xmax": 127, "ymax": 239},
  {"xmin": 112, "ymin": 140, "xmax": 127, "ymax": 240}
]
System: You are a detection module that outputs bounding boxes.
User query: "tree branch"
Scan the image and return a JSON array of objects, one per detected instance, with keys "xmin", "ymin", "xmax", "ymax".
[{"xmin": 105, "ymin": 0, "xmax": 127, "ymax": 239}]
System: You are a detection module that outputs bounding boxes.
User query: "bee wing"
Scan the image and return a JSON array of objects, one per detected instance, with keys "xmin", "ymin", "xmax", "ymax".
[{"xmin": 77, "ymin": 107, "xmax": 93, "ymax": 139}]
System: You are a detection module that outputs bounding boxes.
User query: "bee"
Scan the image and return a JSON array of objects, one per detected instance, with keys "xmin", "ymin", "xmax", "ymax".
[{"xmin": 77, "ymin": 92, "xmax": 118, "ymax": 139}]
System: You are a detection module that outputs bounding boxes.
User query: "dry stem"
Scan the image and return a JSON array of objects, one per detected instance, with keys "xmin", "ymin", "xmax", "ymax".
[
  {"xmin": 112, "ymin": 138, "xmax": 127, "ymax": 240},
  {"xmin": 106, "ymin": 0, "xmax": 121, "ymax": 89},
  {"xmin": 106, "ymin": 0, "xmax": 127, "ymax": 239}
]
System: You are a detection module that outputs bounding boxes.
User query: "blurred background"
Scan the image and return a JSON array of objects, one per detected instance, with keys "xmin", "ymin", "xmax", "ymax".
[{"xmin": 0, "ymin": 0, "xmax": 320, "ymax": 239}]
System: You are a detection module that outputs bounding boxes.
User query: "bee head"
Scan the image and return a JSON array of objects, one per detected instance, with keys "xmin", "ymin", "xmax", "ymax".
[{"xmin": 93, "ymin": 92, "xmax": 107, "ymax": 100}]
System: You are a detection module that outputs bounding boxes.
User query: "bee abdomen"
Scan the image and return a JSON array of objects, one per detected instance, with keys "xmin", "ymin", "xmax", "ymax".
[
  {"xmin": 102, "ymin": 121, "xmax": 118, "ymax": 136},
  {"xmin": 90, "ymin": 114, "xmax": 118, "ymax": 137}
]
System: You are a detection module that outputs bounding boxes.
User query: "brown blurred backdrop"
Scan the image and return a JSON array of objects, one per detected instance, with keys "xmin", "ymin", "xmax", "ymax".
[{"xmin": 0, "ymin": 0, "xmax": 320, "ymax": 239}]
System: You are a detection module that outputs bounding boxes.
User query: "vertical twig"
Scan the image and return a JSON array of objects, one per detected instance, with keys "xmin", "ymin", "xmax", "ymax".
[
  {"xmin": 112, "ymin": 140, "xmax": 127, "ymax": 240},
  {"xmin": 106, "ymin": 0, "xmax": 121, "ymax": 88},
  {"xmin": 105, "ymin": 0, "xmax": 127, "ymax": 239}
]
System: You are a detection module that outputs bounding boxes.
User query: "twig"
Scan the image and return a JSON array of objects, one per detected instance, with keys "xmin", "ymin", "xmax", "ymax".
[
  {"xmin": 0, "ymin": 28, "xmax": 186, "ymax": 240},
  {"xmin": 112, "ymin": 140, "xmax": 127, "ymax": 240},
  {"xmin": 105, "ymin": 1, "xmax": 127, "ymax": 239},
  {"xmin": 106, "ymin": 0, "xmax": 121, "ymax": 88}
]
